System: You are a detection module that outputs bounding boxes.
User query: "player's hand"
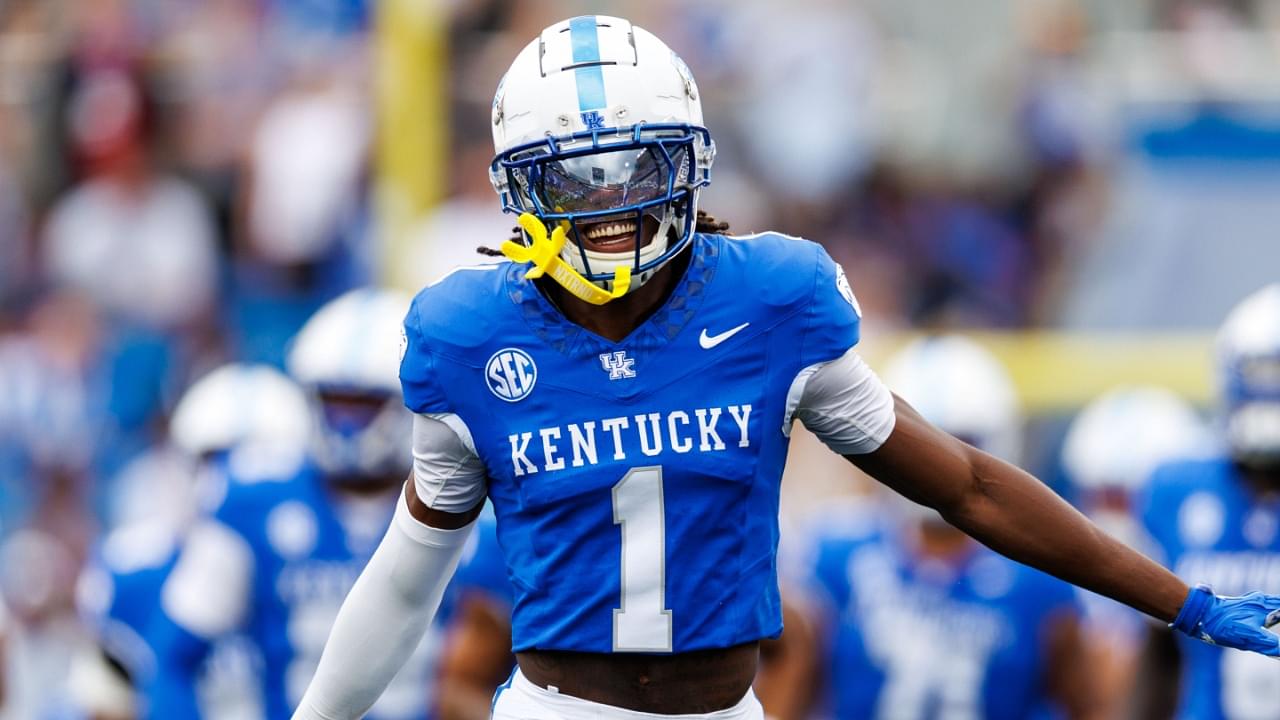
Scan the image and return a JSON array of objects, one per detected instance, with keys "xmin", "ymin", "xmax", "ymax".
[{"xmin": 1172, "ymin": 584, "xmax": 1280, "ymax": 656}]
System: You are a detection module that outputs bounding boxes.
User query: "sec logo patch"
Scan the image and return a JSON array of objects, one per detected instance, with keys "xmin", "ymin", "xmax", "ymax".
[{"xmin": 486, "ymin": 348, "xmax": 537, "ymax": 402}]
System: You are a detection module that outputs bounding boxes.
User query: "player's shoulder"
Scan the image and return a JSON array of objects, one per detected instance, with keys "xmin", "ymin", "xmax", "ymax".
[
  {"xmin": 711, "ymin": 230, "xmax": 831, "ymax": 308},
  {"xmin": 1142, "ymin": 454, "xmax": 1241, "ymax": 552},
  {"xmin": 98, "ymin": 522, "xmax": 179, "ymax": 576},
  {"xmin": 1146, "ymin": 455, "xmax": 1236, "ymax": 505},
  {"xmin": 406, "ymin": 263, "xmax": 513, "ymax": 354},
  {"xmin": 207, "ymin": 444, "xmax": 317, "ymax": 518}
]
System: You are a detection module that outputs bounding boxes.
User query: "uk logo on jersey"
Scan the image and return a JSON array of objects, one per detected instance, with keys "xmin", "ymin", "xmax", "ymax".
[
  {"xmin": 599, "ymin": 350, "xmax": 636, "ymax": 380},
  {"xmin": 486, "ymin": 348, "xmax": 537, "ymax": 402}
]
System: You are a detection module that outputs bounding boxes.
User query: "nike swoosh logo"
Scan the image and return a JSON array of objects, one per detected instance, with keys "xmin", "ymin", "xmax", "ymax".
[{"xmin": 699, "ymin": 322, "xmax": 751, "ymax": 350}]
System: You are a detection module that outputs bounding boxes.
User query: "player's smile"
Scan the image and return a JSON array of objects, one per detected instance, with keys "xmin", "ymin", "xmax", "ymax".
[{"xmin": 577, "ymin": 215, "xmax": 659, "ymax": 254}]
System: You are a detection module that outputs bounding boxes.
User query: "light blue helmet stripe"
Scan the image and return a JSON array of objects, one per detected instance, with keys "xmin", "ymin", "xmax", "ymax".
[{"xmin": 568, "ymin": 16, "xmax": 606, "ymax": 112}]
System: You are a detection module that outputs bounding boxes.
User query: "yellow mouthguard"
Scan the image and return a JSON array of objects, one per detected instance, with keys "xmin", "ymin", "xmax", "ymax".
[{"xmin": 501, "ymin": 213, "xmax": 632, "ymax": 305}]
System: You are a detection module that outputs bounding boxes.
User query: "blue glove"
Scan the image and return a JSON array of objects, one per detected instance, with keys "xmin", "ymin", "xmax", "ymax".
[{"xmin": 1172, "ymin": 584, "xmax": 1280, "ymax": 656}]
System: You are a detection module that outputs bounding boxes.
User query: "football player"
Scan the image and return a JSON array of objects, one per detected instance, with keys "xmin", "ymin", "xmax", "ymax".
[
  {"xmin": 144, "ymin": 290, "xmax": 441, "ymax": 720},
  {"xmin": 71, "ymin": 362, "xmax": 311, "ymax": 720},
  {"xmin": 1135, "ymin": 284, "xmax": 1280, "ymax": 719},
  {"xmin": 294, "ymin": 17, "xmax": 1280, "ymax": 720},
  {"xmin": 1061, "ymin": 385, "xmax": 1210, "ymax": 717},
  {"xmin": 800, "ymin": 336, "xmax": 1099, "ymax": 719}
]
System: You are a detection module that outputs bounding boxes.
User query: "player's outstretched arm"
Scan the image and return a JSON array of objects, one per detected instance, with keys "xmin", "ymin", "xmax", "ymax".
[
  {"xmin": 291, "ymin": 480, "xmax": 479, "ymax": 720},
  {"xmin": 847, "ymin": 396, "xmax": 1280, "ymax": 657}
]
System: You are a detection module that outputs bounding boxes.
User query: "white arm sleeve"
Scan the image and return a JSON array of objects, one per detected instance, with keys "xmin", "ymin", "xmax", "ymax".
[
  {"xmin": 160, "ymin": 521, "xmax": 254, "ymax": 637},
  {"xmin": 413, "ymin": 413, "xmax": 487, "ymax": 513},
  {"xmin": 785, "ymin": 346, "xmax": 896, "ymax": 455},
  {"xmin": 292, "ymin": 490, "xmax": 475, "ymax": 720}
]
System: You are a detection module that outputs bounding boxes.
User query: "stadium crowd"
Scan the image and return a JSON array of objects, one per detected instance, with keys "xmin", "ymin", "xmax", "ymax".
[{"xmin": 1, "ymin": 0, "xmax": 1279, "ymax": 718}]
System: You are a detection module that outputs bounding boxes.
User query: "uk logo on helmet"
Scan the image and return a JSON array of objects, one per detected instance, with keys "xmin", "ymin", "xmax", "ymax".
[
  {"xmin": 486, "ymin": 348, "xmax": 537, "ymax": 402},
  {"xmin": 581, "ymin": 110, "xmax": 606, "ymax": 130}
]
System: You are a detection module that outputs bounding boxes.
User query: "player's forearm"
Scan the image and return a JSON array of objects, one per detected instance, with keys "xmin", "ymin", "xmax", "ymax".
[
  {"xmin": 945, "ymin": 447, "xmax": 1187, "ymax": 622},
  {"xmin": 292, "ymin": 486, "xmax": 474, "ymax": 720}
]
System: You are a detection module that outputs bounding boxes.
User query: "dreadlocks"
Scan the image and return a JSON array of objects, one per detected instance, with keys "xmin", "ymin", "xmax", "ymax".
[{"xmin": 476, "ymin": 209, "xmax": 732, "ymax": 257}]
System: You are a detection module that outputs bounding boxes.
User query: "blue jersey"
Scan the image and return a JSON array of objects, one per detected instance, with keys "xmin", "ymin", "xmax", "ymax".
[
  {"xmin": 80, "ymin": 527, "xmax": 177, "ymax": 686},
  {"xmin": 146, "ymin": 462, "xmax": 439, "ymax": 720},
  {"xmin": 805, "ymin": 511, "xmax": 1079, "ymax": 720},
  {"xmin": 401, "ymin": 232, "xmax": 860, "ymax": 653},
  {"xmin": 1140, "ymin": 457, "xmax": 1280, "ymax": 720},
  {"xmin": 83, "ymin": 525, "xmax": 266, "ymax": 720}
]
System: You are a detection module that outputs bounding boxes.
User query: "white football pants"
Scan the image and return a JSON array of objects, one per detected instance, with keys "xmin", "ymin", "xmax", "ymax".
[{"xmin": 490, "ymin": 668, "xmax": 765, "ymax": 720}]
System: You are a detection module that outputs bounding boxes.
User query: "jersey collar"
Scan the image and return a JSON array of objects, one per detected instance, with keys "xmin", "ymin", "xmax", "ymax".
[{"xmin": 506, "ymin": 233, "xmax": 721, "ymax": 356}]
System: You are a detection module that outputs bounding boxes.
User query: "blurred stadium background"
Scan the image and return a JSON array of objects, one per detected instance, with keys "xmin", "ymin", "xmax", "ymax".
[{"xmin": 1, "ymin": 0, "xmax": 1279, "ymax": 716}]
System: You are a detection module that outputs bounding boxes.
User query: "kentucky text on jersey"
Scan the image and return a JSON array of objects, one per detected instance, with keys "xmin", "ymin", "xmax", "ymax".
[{"xmin": 507, "ymin": 405, "xmax": 752, "ymax": 476}]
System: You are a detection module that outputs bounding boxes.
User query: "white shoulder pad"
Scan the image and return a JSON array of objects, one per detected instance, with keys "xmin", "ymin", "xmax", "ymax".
[
  {"xmin": 787, "ymin": 347, "xmax": 896, "ymax": 455},
  {"xmin": 413, "ymin": 413, "xmax": 486, "ymax": 513}
]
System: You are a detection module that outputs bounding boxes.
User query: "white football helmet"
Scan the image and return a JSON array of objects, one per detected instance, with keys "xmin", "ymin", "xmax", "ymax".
[
  {"xmin": 490, "ymin": 15, "xmax": 715, "ymax": 293},
  {"xmin": 1217, "ymin": 283, "xmax": 1280, "ymax": 466},
  {"xmin": 170, "ymin": 364, "xmax": 311, "ymax": 459},
  {"xmin": 883, "ymin": 335, "xmax": 1022, "ymax": 463},
  {"xmin": 1062, "ymin": 386, "xmax": 1209, "ymax": 493},
  {"xmin": 287, "ymin": 288, "xmax": 412, "ymax": 482}
]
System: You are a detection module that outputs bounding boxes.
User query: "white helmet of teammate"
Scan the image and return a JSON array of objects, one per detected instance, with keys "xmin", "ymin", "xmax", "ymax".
[
  {"xmin": 1062, "ymin": 386, "xmax": 1210, "ymax": 493},
  {"xmin": 287, "ymin": 288, "xmax": 412, "ymax": 482},
  {"xmin": 883, "ymin": 335, "xmax": 1022, "ymax": 463},
  {"xmin": 490, "ymin": 15, "xmax": 715, "ymax": 293},
  {"xmin": 170, "ymin": 364, "xmax": 311, "ymax": 459},
  {"xmin": 1217, "ymin": 283, "xmax": 1280, "ymax": 467}
]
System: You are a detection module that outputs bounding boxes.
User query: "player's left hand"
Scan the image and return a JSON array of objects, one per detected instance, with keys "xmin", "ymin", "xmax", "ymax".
[{"xmin": 1172, "ymin": 584, "xmax": 1280, "ymax": 656}]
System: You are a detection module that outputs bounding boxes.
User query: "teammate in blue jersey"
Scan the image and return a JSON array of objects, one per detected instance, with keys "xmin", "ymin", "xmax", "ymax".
[
  {"xmin": 801, "ymin": 336, "xmax": 1098, "ymax": 719},
  {"xmin": 294, "ymin": 17, "xmax": 1280, "ymax": 720},
  {"xmin": 1060, "ymin": 385, "xmax": 1212, "ymax": 718},
  {"xmin": 1135, "ymin": 284, "xmax": 1280, "ymax": 720},
  {"xmin": 434, "ymin": 510, "xmax": 516, "ymax": 720},
  {"xmin": 70, "ymin": 363, "xmax": 311, "ymax": 720},
  {"xmin": 145, "ymin": 290, "xmax": 442, "ymax": 720}
]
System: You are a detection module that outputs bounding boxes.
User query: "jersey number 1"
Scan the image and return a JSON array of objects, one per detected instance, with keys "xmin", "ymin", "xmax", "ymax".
[{"xmin": 612, "ymin": 466, "xmax": 673, "ymax": 651}]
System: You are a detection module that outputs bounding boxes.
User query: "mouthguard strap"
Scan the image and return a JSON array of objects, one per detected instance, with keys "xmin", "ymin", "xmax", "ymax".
[{"xmin": 502, "ymin": 213, "xmax": 632, "ymax": 305}]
